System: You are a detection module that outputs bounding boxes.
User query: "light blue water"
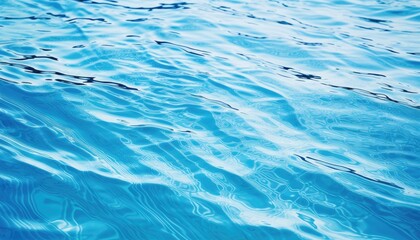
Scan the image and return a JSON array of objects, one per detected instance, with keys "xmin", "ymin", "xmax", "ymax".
[{"xmin": 0, "ymin": 0, "xmax": 419, "ymax": 239}]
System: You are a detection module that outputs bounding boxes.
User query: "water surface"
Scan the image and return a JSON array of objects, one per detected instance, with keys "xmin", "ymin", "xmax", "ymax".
[{"xmin": 0, "ymin": 0, "xmax": 419, "ymax": 239}]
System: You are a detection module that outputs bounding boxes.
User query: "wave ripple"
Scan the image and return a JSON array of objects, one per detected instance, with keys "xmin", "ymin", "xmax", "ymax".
[{"xmin": 0, "ymin": 0, "xmax": 419, "ymax": 239}]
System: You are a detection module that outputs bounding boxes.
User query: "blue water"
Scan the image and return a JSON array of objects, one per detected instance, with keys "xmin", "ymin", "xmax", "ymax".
[{"xmin": 1, "ymin": 0, "xmax": 419, "ymax": 239}]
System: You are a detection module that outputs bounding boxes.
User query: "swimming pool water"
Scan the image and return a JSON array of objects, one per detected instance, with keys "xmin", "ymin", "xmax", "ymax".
[{"xmin": 0, "ymin": 0, "xmax": 419, "ymax": 239}]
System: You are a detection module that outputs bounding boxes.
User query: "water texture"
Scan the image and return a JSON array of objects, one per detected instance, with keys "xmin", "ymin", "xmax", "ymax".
[{"xmin": 0, "ymin": 0, "xmax": 419, "ymax": 239}]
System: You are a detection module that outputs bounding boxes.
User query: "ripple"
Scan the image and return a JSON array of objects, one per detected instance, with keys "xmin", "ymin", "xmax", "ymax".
[{"xmin": 0, "ymin": 0, "xmax": 419, "ymax": 239}]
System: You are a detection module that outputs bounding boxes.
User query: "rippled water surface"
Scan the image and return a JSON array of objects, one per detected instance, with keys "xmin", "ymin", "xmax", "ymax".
[{"xmin": 1, "ymin": 0, "xmax": 420, "ymax": 239}]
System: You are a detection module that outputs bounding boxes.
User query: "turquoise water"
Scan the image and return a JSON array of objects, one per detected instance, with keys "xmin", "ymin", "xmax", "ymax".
[{"xmin": 1, "ymin": 0, "xmax": 419, "ymax": 239}]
